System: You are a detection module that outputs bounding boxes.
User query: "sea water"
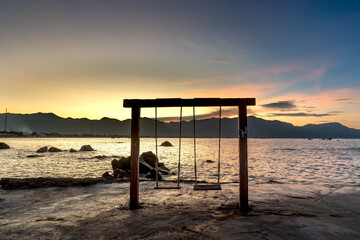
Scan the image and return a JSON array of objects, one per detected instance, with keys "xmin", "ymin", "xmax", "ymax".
[{"xmin": 0, "ymin": 138, "xmax": 359, "ymax": 187}]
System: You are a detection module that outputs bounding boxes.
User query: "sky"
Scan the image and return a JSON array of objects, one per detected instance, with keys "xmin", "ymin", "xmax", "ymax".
[{"xmin": 1, "ymin": 0, "xmax": 360, "ymax": 128}]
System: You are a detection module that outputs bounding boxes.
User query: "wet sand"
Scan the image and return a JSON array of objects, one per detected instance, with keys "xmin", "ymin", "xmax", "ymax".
[{"xmin": 0, "ymin": 182, "xmax": 359, "ymax": 239}]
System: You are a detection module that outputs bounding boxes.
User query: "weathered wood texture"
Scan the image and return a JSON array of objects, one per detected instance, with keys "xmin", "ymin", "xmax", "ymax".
[
  {"xmin": 239, "ymin": 104, "xmax": 249, "ymax": 211},
  {"xmin": 130, "ymin": 107, "xmax": 140, "ymax": 210},
  {"xmin": 124, "ymin": 98, "xmax": 255, "ymax": 108}
]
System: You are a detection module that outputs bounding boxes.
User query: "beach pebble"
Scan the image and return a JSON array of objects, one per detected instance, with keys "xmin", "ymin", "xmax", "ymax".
[
  {"xmin": 0, "ymin": 142, "xmax": 10, "ymax": 149},
  {"xmin": 36, "ymin": 146, "xmax": 48, "ymax": 153},
  {"xmin": 69, "ymin": 148, "xmax": 77, "ymax": 152},
  {"xmin": 205, "ymin": 160, "xmax": 215, "ymax": 163},
  {"xmin": 160, "ymin": 141, "xmax": 173, "ymax": 147},
  {"xmin": 80, "ymin": 145, "xmax": 95, "ymax": 151}
]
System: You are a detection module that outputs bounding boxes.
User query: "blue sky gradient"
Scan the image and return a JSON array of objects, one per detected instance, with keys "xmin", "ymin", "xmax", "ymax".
[{"xmin": 1, "ymin": 0, "xmax": 359, "ymax": 128}]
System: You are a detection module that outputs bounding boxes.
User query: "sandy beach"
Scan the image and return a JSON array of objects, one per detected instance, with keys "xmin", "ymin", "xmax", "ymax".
[{"xmin": 0, "ymin": 182, "xmax": 359, "ymax": 239}]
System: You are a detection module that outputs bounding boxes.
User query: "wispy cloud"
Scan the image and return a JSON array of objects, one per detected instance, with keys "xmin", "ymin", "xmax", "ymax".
[
  {"xmin": 158, "ymin": 107, "xmax": 240, "ymax": 121},
  {"xmin": 182, "ymin": 39, "xmax": 207, "ymax": 50},
  {"xmin": 208, "ymin": 57, "xmax": 229, "ymax": 64},
  {"xmin": 268, "ymin": 112, "xmax": 338, "ymax": 117},
  {"xmin": 334, "ymin": 98, "xmax": 352, "ymax": 101},
  {"xmin": 262, "ymin": 100, "xmax": 296, "ymax": 109}
]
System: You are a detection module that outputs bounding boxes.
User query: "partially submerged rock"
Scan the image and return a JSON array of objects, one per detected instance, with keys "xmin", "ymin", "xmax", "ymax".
[
  {"xmin": 140, "ymin": 151, "xmax": 170, "ymax": 175},
  {"xmin": 146, "ymin": 169, "xmax": 162, "ymax": 180},
  {"xmin": 0, "ymin": 142, "xmax": 10, "ymax": 149},
  {"xmin": 101, "ymin": 171, "xmax": 113, "ymax": 179},
  {"xmin": 140, "ymin": 151, "xmax": 158, "ymax": 167},
  {"xmin": 139, "ymin": 159, "xmax": 153, "ymax": 174},
  {"xmin": 36, "ymin": 146, "xmax": 48, "ymax": 153},
  {"xmin": 110, "ymin": 151, "xmax": 170, "ymax": 178},
  {"xmin": 160, "ymin": 141, "xmax": 173, "ymax": 147},
  {"xmin": 80, "ymin": 145, "xmax": 95, "ymax": 151},
  {"xmin": 27, "ymin": 154, "xmax": 44, "ymax": 158},
  {"xmin": 111, "ymin": 157, "xmax": 131, "ymax": 171},
  {"xmin": 69, "ymin": 148, "xmax": 77, "ymax": 153},
  {"xmin": 113, "ymin": 169, "xmax": 129, "ymax": 178},
  {"xmin": 48, "ymin": 147, "xmax": 62, "ymax": 152}
]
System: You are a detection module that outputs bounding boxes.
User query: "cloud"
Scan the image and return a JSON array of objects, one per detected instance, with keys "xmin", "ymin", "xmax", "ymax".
[
  {"xmin": 262, "ymin": 100, "xmax": 296, "ymax": 109},
  {"xmin": 208, "ymin": 57, "xmax": 229, "ymax": 64},
  {"xmin": 334, "ymin": 98, "xmax": 352, "ymax": 101},
  {"xmin": 158, "ymin": 108, "xmax": 240, "ymax": 122},
  {"xmin": 268, "ymin": 112, "xmax": 338, "ymax": 117},
  {"xmin": 182, "ymin": 39, "xmax": 207, "ymax": 50}
]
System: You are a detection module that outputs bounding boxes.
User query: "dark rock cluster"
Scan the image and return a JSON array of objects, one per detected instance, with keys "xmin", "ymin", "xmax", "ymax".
[
  {"xmin": 102, "ymin": 151, "xmax": 170, "ymax": 180},
  {"xmin": 35, "ymin": 145, "xmax": 95, "ymax": 153}
]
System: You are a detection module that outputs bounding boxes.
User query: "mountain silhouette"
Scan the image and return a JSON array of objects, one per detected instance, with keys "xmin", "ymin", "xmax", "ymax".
[{"xmin": 0, "ymin": 113, "xmax": 359, "ymax": 138}]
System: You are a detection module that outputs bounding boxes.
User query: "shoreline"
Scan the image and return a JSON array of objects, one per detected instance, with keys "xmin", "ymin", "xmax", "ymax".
[{"xmin": 0, "ymin": 182, "xmax": 359, "ymax": 239}]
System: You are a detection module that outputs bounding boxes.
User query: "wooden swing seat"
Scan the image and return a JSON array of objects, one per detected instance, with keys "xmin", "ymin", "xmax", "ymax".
[
  {"xmin": 154, "ymin": 186, "xmax": 182, "ymax": 190},
  {"xmin": 193, "ymin": 184, "xmax": 221, "ymax": 191}
]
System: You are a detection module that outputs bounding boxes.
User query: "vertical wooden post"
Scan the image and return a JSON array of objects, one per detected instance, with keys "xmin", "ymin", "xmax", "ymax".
[
  {"xmin": 130, "ymin": 107, "xmax": 140, "ymax": 210},
  {"xmin": 238, "ymin": 104, "xmax": 248, "ymax": 211}
]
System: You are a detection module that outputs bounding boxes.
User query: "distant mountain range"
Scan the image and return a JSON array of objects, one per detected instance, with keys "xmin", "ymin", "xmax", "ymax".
[{"xmin": 0, "ymin": 112, "xmax": 360, "ymax": 138}]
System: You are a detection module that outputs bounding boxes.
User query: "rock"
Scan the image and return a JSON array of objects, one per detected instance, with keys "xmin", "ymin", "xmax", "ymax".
[
  {"xmin": 140, "ymin": 151, "xmax": 158, "ymax": 167},
  {"xmin": 158, "ymin": 162, "xmax": 170, "ymax": 172},
  {"xmin": 36, "ymin": 146, "xmax": 47, "ymax": 153},
  {"xmin": 205, "ymin": 159, "xmax": 215, "ymax": 163},
  {"xmin": 139, "ymin": 152, "xmax": 170, "ymax": 175},
  {"xmin": 69, "ymin": 148, "xmax": 77, "ymax": 153},
  {"xmin": 0, "ymin": 177, "xmax": 107, "ymax": 190},
  {"xmin": 139, "ymin": 159, "xmax": 153, "ymax": 174},
  {"xmin": 109, "ymin": 152, "xmax": 170, "ymax": 176},
  {"xmin": 79, "ymin": 145, "xmax": 95, "ymax": 151},
  {"xmin": 27, "ymin": 155, "xmax": 44, "ymax": 158},
  {"xmin": 102, "ymin": 171, "xmax": 114, "ymax": 179},
  {"xmin": 111, "ymin": 157, "xmax": 131, "ymax": 171},
  {"xmin": 113, "ymin": 169, "xmax": 129, "ymax": 178},
  {"xmin": 160, "ymin": 141, "xmax": 173, "ymax": 147},
  {"xmin": 146, "ymin": 169, "xmax": 162, "ymax": 180},
  {"xmin": 48, "ymin": 147, "xmax": 62, "ymax": 152},
  {"xmin": 0, "ymin": 142, "xmax": 10, "ymax": 149}
]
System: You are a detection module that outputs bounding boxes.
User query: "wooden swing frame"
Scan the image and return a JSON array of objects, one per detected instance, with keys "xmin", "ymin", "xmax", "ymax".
[{"xmin": 123, "ymin": 98, "xmax": 256, "ymax": 211}]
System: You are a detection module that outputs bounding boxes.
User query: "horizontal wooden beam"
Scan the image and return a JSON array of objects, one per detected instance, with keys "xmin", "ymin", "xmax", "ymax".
[{"xmin": 123, "ymin": 98, "xmax": 256, "ymax": 108}]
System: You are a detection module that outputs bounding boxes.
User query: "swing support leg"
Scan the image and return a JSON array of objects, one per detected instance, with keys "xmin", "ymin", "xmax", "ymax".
[
  {"xmin": 130, "ymin": 107, "xmax": 140, "ymax": 210},
  {"xmin": 239, "ymin": 104, "xmax": 249, "ymax": 211}
]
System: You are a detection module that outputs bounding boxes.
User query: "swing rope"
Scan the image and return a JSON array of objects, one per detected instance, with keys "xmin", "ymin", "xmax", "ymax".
[
  {"xmin": 155, "ymin": 107, "xmax": 159, "ymax": 188},
  {"xmin": 177, "ymin": 106, "xmax": 182, "ymax": 188},
  {"xmin": 193, "ymin": 105, "xmax": 222, "ymax": 190},
  {"xmin": 218, "ymin": 105, "xmax": 221, "ymax": 184},
  {"xmin": 193, "ymin": 106, "xmax": 197, "ymax": 186},
  {"xmin": 154, "ymin": 106, "xmax": 182, "ymax": 189}
]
